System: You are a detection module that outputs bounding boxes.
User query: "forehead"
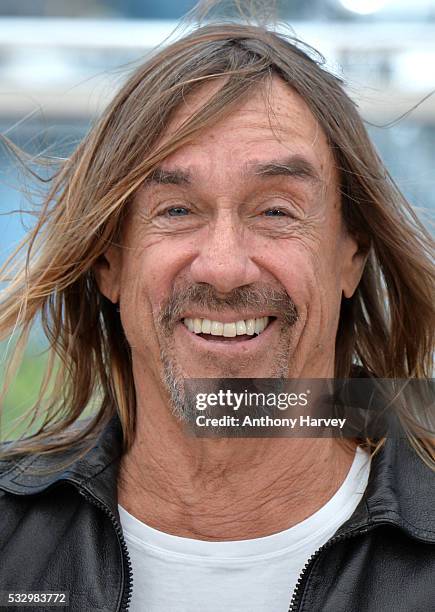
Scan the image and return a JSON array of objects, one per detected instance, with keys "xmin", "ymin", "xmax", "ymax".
[{"xmin": 154, "ymin": 75, "xmax": 335, "ymax": 182}]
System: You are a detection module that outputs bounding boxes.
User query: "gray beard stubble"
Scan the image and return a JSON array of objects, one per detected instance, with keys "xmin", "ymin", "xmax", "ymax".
[{"xmin": 157, "ymin": 283, "xmax": 298, "ymax": 424}]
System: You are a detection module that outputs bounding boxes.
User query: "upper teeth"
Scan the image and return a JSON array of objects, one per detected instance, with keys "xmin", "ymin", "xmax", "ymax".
[{"xmin": 183, "ymin": 317, "xmax": 270, "ymax": 337}]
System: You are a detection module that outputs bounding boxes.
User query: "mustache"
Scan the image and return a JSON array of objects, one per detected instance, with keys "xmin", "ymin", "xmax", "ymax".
[{"xmin": 158, "ymin": 282, "xmax": 298, "ymax": 333}]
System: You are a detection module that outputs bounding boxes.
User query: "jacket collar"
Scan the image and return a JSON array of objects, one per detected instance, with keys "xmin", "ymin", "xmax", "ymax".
[
  {"xmin": 0, "ymin": 414, "xmax": 124, "ymax": 509},
  {"xmin": 337, "ymin": 431, "xmax": 435, "ymax": 542},
  {"xmin": 1, "ymin": 413, "xmax": 434, "ymax": 543}
]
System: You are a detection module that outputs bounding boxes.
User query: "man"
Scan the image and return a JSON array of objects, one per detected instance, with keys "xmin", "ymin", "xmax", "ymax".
[{"xmin": 0, "ymin": 22, "xmax": 434, "ymax": 612}]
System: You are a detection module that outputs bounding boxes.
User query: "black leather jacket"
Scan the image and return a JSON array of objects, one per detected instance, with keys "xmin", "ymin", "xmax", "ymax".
[{"xmin": 0, "ymin": 414, "xmax": 434, "ymax": 612}]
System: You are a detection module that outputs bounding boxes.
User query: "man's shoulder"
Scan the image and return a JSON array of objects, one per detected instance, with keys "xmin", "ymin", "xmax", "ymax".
[
  {"xmin": 363, "ymin": 434, "xmax": 435, "ymax": 542},
  {"xmin": 0, "ymin": 414, "xmax": 123, "ymax": 523},
  {"xmin": 0, "ymin": 443, "xmax": 83, "ymax": 498},
  {"xmin": 0, "ymin": 448, "xmax": 35, "ymax": 488}
]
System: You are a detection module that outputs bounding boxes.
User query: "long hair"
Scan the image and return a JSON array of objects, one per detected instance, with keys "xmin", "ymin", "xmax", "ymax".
[{"xmin": 1, "ymin": 23, "xmax": 434, "ymax": 466}]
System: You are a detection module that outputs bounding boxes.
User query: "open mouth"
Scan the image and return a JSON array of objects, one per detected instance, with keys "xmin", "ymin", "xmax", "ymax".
[{"xmin": 182, "ymin": 316, "xmax": 276, "ymax": 342}]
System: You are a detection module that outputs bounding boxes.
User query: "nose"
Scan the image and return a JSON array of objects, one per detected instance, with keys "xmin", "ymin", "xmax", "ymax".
[{"xmin": 189, "ymin": 210, "xmax": 261, "ymax": 293}]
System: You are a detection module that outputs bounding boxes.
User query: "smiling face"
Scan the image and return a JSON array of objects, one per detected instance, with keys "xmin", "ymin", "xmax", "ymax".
[{"xmin": 95, "ymin": 75, "xmax": 365, "ymax": 420}]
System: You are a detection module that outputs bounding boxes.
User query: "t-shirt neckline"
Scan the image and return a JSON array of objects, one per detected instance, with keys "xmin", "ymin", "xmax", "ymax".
[{"xmin": 118, "ymin": 445, "xmax": 371, "ymax": 561}]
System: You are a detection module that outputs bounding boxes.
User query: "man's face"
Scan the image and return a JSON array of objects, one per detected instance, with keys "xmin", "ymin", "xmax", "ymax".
[{"xmin": 96, "ymin": 76, "xmax": 364, "ymax": 418}]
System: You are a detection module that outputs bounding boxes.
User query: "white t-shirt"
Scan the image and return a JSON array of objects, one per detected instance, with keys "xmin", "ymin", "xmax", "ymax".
[{"xmin": 118, "ymin": 446, "xmax": 371, "ymax": 612}]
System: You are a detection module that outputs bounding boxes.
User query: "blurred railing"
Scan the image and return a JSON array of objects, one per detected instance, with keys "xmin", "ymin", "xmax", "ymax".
[{"xmin": 0, "ymin": 18, "xmax": 434, "ymax": 121}]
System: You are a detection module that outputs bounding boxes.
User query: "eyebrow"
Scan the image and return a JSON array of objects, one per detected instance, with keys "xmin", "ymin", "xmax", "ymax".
[
  {"xmin": 247, "ymin": 155, "xmax": 321, "ymax": 185},
  {"xmin": 145, "ymin": 167, "xmax": 191, "ymax": 185},
  {"xmin": 144, "ymin": 154, "xmax": 321, "ymax": 188}
]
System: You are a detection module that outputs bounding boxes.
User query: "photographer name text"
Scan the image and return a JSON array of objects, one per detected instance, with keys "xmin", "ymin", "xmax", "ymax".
[{"xmin": 195, "ymin": 415, "xmax": 347, "ymax": 429}]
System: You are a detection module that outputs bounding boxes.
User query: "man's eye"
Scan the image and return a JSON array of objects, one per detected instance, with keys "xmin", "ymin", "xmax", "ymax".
[
  {"xmin": 264, "ymin": 208, "xmax": 287, "ymax": 217},
  {"xmin": 165, "ymin": 207, "xmax": 190, "ymax": 216}
]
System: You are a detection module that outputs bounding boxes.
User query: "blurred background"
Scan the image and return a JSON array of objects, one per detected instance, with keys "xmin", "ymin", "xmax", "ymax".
[{"xmin": 1, "ymin": 0, "xmax": 434, "ymax": 437}]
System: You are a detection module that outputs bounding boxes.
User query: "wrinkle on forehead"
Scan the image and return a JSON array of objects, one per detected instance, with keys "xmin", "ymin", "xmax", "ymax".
[
  {"xmin": 259, "ymin": 77, "xmax": 330, "ymax": 173},
  {"xmin": 160, "ymin": 75, "xmax": 324, "ymax": 144},
  {"xmin": 152, "ymin": 75, "xmax": 338, "ymax": 194}
]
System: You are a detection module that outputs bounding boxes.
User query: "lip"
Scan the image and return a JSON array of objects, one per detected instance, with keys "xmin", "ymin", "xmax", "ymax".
[{"xmin": 175, "ymin": 317, "xmax": 279, "ymax": 355}]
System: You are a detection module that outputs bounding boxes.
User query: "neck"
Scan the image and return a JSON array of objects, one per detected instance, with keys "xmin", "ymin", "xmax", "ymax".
[{"xmin": 117, "ymin": 379, "xmax": 357, "ymax": 541}]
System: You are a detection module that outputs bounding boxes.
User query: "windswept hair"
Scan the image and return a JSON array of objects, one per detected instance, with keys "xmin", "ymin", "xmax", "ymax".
[{"xmin": 0, "ymin": 22, "xmax": 434, "ymax": 467}]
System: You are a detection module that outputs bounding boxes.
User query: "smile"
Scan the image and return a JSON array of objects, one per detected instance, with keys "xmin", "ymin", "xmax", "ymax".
[{"xmin": 182, "ymin": 316, "xmax": 273, "ymax": 339}]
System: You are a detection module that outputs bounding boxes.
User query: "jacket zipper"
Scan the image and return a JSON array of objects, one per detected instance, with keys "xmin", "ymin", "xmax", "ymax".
[
  {"xmin": 288, "ymin": 522, "xmax": 390, "ymax": 611},
  {"xmin": 66, "ymin": 480, "xmax": 401, "ymax": 612},
  {"xmin": 74, "ymin": 485, "xmax": 133, "ymax": 612}
]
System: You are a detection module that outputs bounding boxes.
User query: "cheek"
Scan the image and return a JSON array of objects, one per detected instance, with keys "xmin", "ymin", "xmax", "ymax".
[
  {"xmin": 262, "ymin": 236, "xmax": 342, "ymax": 338},
  {"xmin": 263, "ymin": 240, "xmax": 318, "ymax": 308},
  {"xmin": 118, "ymin": 236, "xmax": 195, "ymax": 335}
]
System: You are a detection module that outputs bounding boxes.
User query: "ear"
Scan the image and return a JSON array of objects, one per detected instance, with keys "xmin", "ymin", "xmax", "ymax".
[
  {"xmin": 341, "ymin": 233, "xmax": 369, "ymax": 299},
  {"xmin": 93, "ymin": 245, "xmax": 122, "ymax": 304}
]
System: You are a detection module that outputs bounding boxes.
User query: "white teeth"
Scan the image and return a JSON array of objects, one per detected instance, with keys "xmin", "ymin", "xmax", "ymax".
[
  {"xmin": 185, "ymin": 318, "xmax": 194, "ymax": 332},
  {"xmin": 223, "ymin": 323, "xmax": 237, "ymax": 337},
  {"xmin": 183, "ymin": 316, "xmax": 270, "ymax": 337},
  {"xmin": 245, "ymin": 319, "xmax": 255, "ymax": 335},
  {"xmin": 211, "ymin": 321, "xmax": 224, "ymax": 335},
  {"xmin": 236, "ymin": 320, "xmax": 247, "ymax": 335}
]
